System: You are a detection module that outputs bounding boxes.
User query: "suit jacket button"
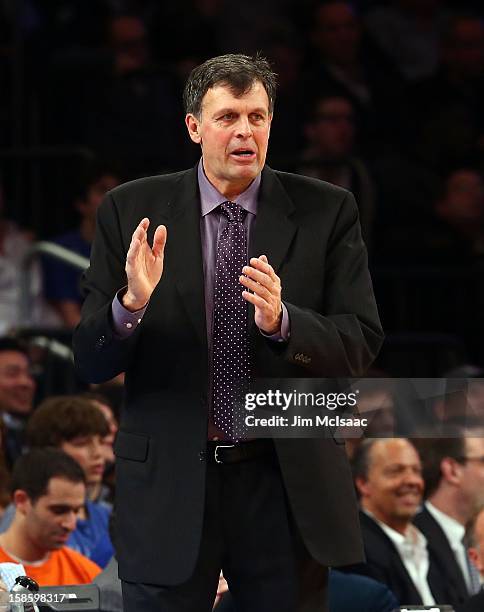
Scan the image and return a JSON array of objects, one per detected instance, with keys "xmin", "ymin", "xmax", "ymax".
[
  {"xmin": 95, "ymin": 335, "xmax": 106, "ymax": 351},
  {"xmin": 198, "ymin": 451, "xmax": 206, "ymax": 462}
]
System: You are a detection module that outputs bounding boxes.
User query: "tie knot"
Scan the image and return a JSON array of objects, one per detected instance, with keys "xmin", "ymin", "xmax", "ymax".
[{"xmin": 220, "ymin": 201, "xmax": 245, "ymax": 223}]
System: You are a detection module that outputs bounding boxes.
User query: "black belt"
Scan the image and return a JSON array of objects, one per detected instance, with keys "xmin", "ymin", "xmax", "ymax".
[{"xmin": 205, "ymin": 439, "xmax": 274, "ymax": 464}]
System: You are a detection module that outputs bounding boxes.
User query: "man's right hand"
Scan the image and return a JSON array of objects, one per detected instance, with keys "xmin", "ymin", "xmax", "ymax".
[{"xmin": 122, "ymin": 218, "xmax": 167, "ymax": 312}]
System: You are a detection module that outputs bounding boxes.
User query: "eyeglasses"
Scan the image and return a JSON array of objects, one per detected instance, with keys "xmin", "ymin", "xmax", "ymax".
[{"xmin": 458, "ymin": 456, "xmax": 484, "ymax": 464}]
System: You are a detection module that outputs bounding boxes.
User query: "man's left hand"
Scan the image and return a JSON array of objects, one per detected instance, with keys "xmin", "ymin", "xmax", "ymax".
[{"xmin": 240, "ymin": 255, "xmax": 282, "ymax": 334}]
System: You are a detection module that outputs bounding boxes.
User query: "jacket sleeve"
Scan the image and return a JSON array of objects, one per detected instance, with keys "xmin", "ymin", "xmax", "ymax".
[
  {"xmin": 72, "ymin": 193, "xmax": 141, "ymax": 383},
  {"xmin": 276, "ymin": 192, "xmax": 383, "ymax": 377}
]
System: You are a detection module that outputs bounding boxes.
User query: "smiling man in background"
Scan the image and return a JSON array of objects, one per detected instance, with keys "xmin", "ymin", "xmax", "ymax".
[{"xmin": 353, "ymin": 438, "xmax": 448, "ymax": 606}]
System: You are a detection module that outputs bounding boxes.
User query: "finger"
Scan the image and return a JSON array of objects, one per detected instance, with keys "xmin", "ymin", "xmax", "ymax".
[
  {"xmin": 240, "ymin": 275, "xmax": 273, "ymax": 300},
  {"xmin": 242, "ymin": 289, "xmax": 270, "ymax": 310},
  {"xmin": 251, "ymin": 256, "xmax": 278, "ymax": 282},
  {"xmin": 152, "ymin": 225, "xmax": 167, "ymax": 258},
  {"xmin": 242, "ymin": 265, "xmax": 274, "ymax": 290},
  {"xmin": 133, "ymin": 218, "xmax": 149, "ymax": 244}
]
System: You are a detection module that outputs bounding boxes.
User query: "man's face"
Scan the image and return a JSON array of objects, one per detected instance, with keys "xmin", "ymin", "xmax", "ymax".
[
  {"xmin": 77, "ymin": 174, "xmax": 119, "ymax": 222},
  {"xmin": 308, "ymin": 97, "xmax": 355, "ymax": 160},
  {"xmin": 185, "ymin": 81, "xmax": 272, "ymax": 198},
  {"xmin": 357, "ymin": 439, "xmax": 424, "ymax": 532},
  {"xmin": 0, "ymin": 351, "xmax": 35, "ymax": 416},
  {"xmin": 445, "ymin": 18, "xmax": 484, "ymax": 79},
  {"xmin": 437, "ymin": 170, "xmax": 484, "ymax": 224},
  {"xmin": 21, "ymin": 477, "xmax": 85, "ymax": 551},
  {"xmin": 469, "ymin": 509, "xmax": 484, "ymax": 577},
  {"xmin": 313, "ymin": 2, "xmax": 361, "ymax": 65},
  {"xmin": 61, "ymin": 435, "xmax": 106, "ymax": 485},
  {"xmin": 458, "ymin": 438, "xmax": 484, "ymax": 514}
]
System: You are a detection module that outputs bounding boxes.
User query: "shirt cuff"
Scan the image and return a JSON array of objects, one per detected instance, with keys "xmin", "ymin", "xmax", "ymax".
[
  {"xmin": 260, "ymin": 303, "xmax": 290, "ymax": 343},
  {"xmin": 111, "ymin": 287, "xmax": 148, "ymax": 338}
]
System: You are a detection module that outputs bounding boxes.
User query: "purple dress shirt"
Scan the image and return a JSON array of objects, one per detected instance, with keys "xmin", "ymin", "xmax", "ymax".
[{"xmin": 111, "ymin": 160, "xmax": 289, "ymax": 439}]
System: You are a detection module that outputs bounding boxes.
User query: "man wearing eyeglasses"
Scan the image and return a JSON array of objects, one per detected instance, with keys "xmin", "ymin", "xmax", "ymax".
[{"xmin": 414, "ymin": 436, "xmax": 484, "ymax": 610}]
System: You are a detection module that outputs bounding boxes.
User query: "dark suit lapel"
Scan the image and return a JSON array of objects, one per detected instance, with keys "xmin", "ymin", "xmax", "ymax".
[
  {"xmin": 415, "ymin": 508, "xmax": 469, "ymax": 602},
  {"xmin": 249, "ymin": 166, "xmax": 297, "ymax": 334},
  {"xmin": 163, "ymin": 167, "xmax": 207, "ymax": 346}
]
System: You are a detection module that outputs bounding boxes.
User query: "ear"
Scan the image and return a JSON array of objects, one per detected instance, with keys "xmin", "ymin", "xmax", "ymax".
[
  {"xmin": 185, "ymin": 114, "xmax": 202, "ymax": 144},
  {"xmin": 13, "ymin": 490, "xmax": 32, "ymax": 516},
  {"xmin": 355, "ymin": 476, "xmax": 370, "ymax": 498},
  {"xmin": 441, "ymin": 456, "xmax": 462, "ymax": 486}
]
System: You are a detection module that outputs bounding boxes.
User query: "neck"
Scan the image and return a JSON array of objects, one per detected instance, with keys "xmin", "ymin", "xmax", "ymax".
[
  {"xmin": 203, "ymin": 167, "xmax": 253, "ymax": 201},
  {"xmin": 0, "ymin": 520, "xmax": 48, "ymax": 563},
  {"xmin": 87, "ymin": 481, "xmax": 101, "ymax": 502},
  {"xmin": 428, "ymin": 489, "xmax": 469, "ymax": 525},
  {"xmin": 363, "ymin": 502, "xmax": 409, "ymax": 535}
]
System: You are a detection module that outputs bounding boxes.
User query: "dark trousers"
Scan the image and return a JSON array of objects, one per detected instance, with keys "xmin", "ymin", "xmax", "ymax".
[{"xmin": 122, "ymin": 448, "xmax": 328, "ymax": 612}]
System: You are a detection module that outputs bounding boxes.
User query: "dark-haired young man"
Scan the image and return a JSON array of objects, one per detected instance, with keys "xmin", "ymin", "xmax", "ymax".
[
  {"xmin": 0, "ymin": 396, "xmax": 113, "ymax": 568},
  {"xmin": 0, "ymin": 448, "xmax": 100, "ymax": 585},
  {"xmin": 413, "ymin": 436, "xmax": 484, "ymax": 608},
  {"xmin": 0, "ymin": 338, "xmax": 36, "ymax": 468},
  {"xmin": 74, "ymin": 53, "xmax": 383, "ymax": 611},
  {"xmin": 43, "ymin": 166, "xmax": 120, "ymax": 328}
]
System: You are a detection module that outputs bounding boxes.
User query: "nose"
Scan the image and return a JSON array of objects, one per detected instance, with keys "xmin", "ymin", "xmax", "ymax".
[
  {"xmin": 403, "ymin": 468, "xmax": 423, "ymax": 488},
  {"xmin": 91, "ymin": 438, "xmax": 104, "ymax": 460},
  {"xmin": 19, "ymin": 371, "xmax": 35, "ymax": 389},
  {"xmin": 61, "ymin": 510, "xmax": 78, "ymax": 532},
  {"xmin": 235, "ymin": 116, "xmax": 252, "ymax": 138}
]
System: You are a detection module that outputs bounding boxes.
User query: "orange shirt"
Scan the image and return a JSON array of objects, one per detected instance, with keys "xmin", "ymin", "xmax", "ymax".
[{"xmin": 0, "ymin": 546, "xmax": 101, "ymax": 586}]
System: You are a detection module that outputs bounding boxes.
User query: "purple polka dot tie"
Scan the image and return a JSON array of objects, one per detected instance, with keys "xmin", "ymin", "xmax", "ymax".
[{"xmin": 212, "ymin": 201, "xmax": 250, "ymax": 439}]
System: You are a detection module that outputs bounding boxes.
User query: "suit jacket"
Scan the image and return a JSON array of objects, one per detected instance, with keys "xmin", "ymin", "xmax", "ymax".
[
  {"xmin": 459, "ymin": 589, "xmax": 484, "ymax": 612},
  {"xmin": 73, "ymin": 165, "xmax": 383, "ymax": 586},
  {"xmin": 347, "ymin": 511, "xmax": 450, "ymax": 606},
  {"xmin": 414, "ymin": 506, "xmax": 470, "ymax": 609}
]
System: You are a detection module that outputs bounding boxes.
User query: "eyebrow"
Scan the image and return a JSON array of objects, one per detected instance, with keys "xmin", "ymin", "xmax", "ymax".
[{"xmin": 214, "ymin": 107, "xmax": 268, "ymax": 117}]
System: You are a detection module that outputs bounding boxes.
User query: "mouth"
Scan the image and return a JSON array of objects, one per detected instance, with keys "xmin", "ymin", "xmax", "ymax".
[
  {"xmin": 396, "ymin": 488, "xmax": 421, "ymax": 503},
  {"xmin": 229, "ymin": 148, "xmax": 256, "ymax": 162}
]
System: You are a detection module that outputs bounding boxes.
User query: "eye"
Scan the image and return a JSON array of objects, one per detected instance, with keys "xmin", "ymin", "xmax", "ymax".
[{"xmin": 220, "ymin": 113, "xmax": 234, "ymax": 121}]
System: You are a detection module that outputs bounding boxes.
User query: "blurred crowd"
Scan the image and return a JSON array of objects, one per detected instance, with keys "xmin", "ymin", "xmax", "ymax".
[
  {"xmin": 1, "ymin": 0, "xmax": 484, "ymax": 370},
  {"xmin": 1, "ymin": 0, "xmax": 484, "ymax": 610}
]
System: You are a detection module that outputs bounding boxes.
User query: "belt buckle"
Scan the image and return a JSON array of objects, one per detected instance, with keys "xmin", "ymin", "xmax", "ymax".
[{"xmin": 214, "ymin": 444, "xmax": 235, "ymax": 464}]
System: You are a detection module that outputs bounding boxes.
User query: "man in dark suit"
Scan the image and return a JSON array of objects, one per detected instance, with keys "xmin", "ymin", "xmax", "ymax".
[
  {"xmin": 413, "ymin": 437, "xmax": 484, "ymax": 609},
  {"xmin": 351, "ymin": 439, "xmax": 449, "ymax": 606},
  {"xmin": 73, "ymin": 54, "xmax": 383, "ymax": 612}
]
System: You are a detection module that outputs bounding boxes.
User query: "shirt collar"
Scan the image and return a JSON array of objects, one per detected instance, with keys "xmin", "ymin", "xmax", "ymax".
[
  {"xmin": 425, "ymin": 501, "xmax": 466, "ymax": 547},
  {"xmin": 197, "ymin": 159, "xmax": 260, "ymax": 217},
  {"xmin": 364, "ymin": 509, "xmax": 428, "ymax": 549}
]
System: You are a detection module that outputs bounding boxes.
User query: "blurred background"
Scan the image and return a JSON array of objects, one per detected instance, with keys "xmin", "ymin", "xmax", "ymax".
[{"xmin": 2, "ymin": 0, "xmax": 484, "ymax": 394}]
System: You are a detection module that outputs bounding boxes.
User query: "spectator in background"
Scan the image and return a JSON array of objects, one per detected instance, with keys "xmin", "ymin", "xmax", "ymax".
[
  {"xmin": 0, "ymin": 448, "xmax": 100, "ymax": 585},
  {"xmin": 461, "ymin": 506, "xmax": 484, "ymax": 611},
  {"xmin": 298, "ymin": 92, "xmax": 375, "ymax": 246},
  {"xmin": 0, "ymin": 395, "xmax": 114, "ymax": 568},
  {"xmin": 413, "ymin": 436, "xmax": 484, "ymax": 608},
  {"xmin": 84, "ymin": 14, "xmax": 184, "ymax": 175},
  {"xmin": 43, "ymin": 165, "xmax": 120, "ymax": 328},
  {"xmin": 407, "ymin": 13, "xmax": 484, "ymax": 173},
  {"xmin": 466, "ymin": 505, "xmax": 484, "ymax": 580},
  {"xmin": 0, "ymin": 338, "xmax": 36, "ymax": 468},
  {"xmin": 0, "ymin": 420, "xmax": 9, "ymax": 520},
  {"xmin": 365, "ymin": 0, "xmax": 448, "ymax": 81},
  {"xmin": 306, "ymin": 1, "xmax": 403, "ymax": 155},
  {"xmin": 352, "ymin": 438, "xmax": 448, "ymax": 606},
  {"xmin": 0, "ymin": 184, "xmax": 60, "ymax": 333},
  {"xmin": 377, "ymin": 168, "xmax": 484, "ymax": 264},
  {"xmin": 264, "ymin": 28, "xmax": 306, "ymax": 170}
]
